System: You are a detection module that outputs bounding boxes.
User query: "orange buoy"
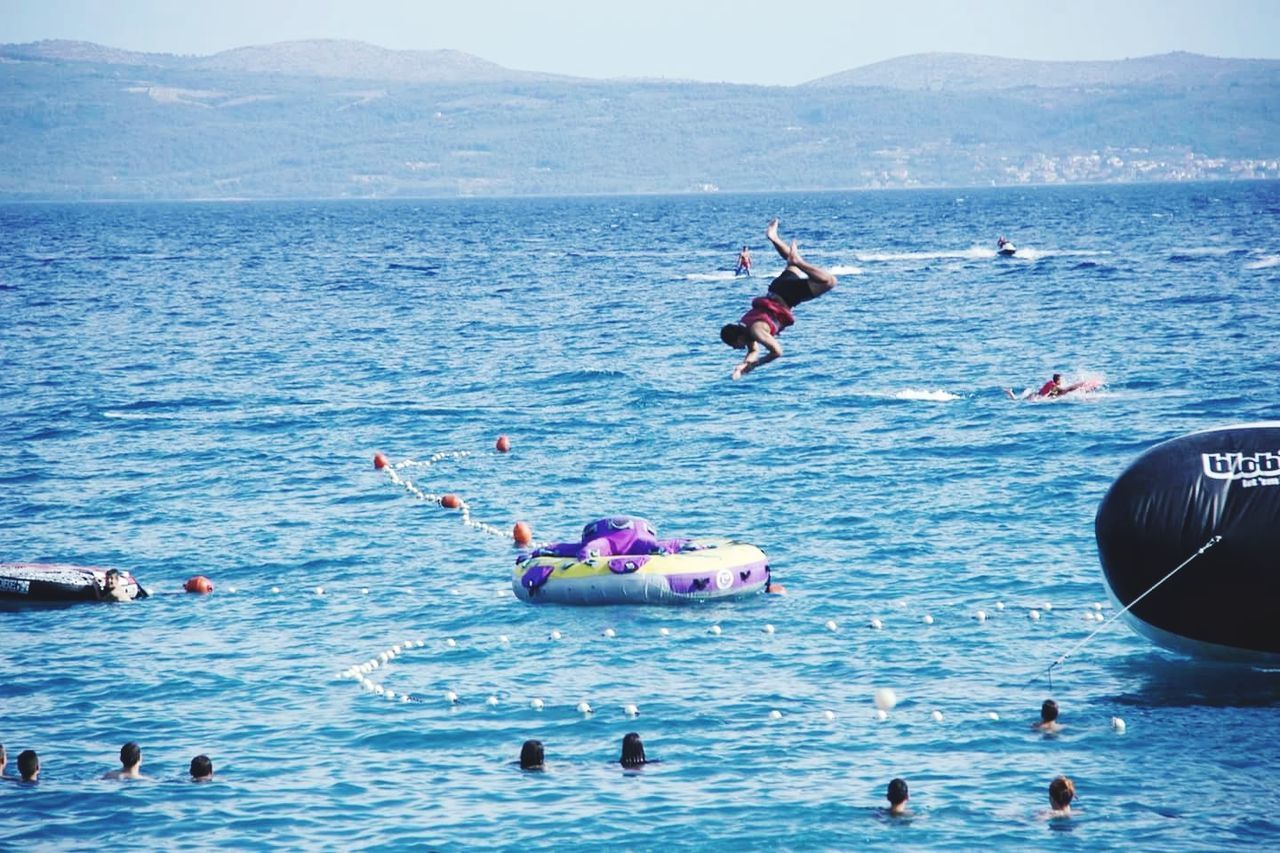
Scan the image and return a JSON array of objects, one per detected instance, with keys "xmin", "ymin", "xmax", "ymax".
[
  {"xmin": 767, "ymin": 582, "xmax": 788, "ymax": 595},
  {"xmin": 512, "ymin": 521, "xmax": 533, "ymax": 546},
  {"xmin": 373, "ymin": 452, "xmax": 389, "ymax": 470},
  {"xmin": 184, "ymin": 575, "xmax": 214, "ymax": 594},
  {"xmin": 495, "ymin": 435, "xmax": 511, "ymax": 453},
  {"xmin": 441, "ymin": 493, "xmax": 462, "ymax": 509}
]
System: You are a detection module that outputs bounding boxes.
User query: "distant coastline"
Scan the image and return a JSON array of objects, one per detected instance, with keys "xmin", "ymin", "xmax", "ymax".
[
  {"xmin": 2, "ymin": 178, "xmax": 1276, "ymax": 207},
  {"xmin": 1, "ymin": 40, "xmax": 1277, "ymax": 200}
]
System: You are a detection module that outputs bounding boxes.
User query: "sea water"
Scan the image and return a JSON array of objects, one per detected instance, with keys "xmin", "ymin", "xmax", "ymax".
[{"xmin": 1, "ymin": 183, "xmax": 1278, "ymax": 849}]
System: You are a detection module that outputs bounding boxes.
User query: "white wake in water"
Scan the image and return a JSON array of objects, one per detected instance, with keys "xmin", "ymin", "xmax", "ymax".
[
  {"xmin": 685, "ymin": 265, "xmax": 861, "ymax": 281},
  {"xmin": 1245, "ymin": 255, "xmax": 1280, "ymax": 270},
  {"xmin": 855, "ymin": 246, "xmax": 1110, "ymax": 262},
  {"xmin": 684, "ymin": 271, "xmax": 740, "ymax": 281},
  {"xmin": 891, "ymin": 389, "xmax": 962, "ymax": 402}
]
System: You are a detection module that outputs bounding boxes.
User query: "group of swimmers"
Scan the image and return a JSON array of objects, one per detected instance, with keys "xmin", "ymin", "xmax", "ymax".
[
  {"xmin": 723, "ymin": 220, "xmax": 1087, "ymax": 397},
  {"xmin": 517, "ymin": 700, "xmax": 1078, "ymax": 819},
  {"xmin": 0, "ymin": 741, "xmax": 214, "ymax": 785},
  {"xmin": 518, "ymin": 731, "xmax": 650, "ymax": 771}
]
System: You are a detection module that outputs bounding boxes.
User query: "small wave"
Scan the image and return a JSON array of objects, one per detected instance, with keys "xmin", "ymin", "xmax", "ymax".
[
  {"xmin": 103, "ymin": 411, "xmax": 166, "ymax": 421},
  {"xmin": 1245, "ymin": 255, "xmax": 1280, "ymax": 270},
  {"xmin": 892, "ymin": 389, "xmax": 961, "ymax": 402},
  {"xmin": 827, "ymin": 264, "xmax": 862, "ymax": 276},
  {"xmin": 387, "ymin": 262, "xmax": 439, "ymax": 274},
  {"xmin": 1169, "ymin": 247, "xmax": 1238, "ymax": 260}
]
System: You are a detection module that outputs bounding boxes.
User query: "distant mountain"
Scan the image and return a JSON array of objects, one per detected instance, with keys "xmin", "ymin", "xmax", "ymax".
[
  {"xmin": 0, "ymin": 38, "xmax": 568, "ymax": 83},
  {"xmin": 0, "ymin": 38, "xmax": 183, "ymax": 68},
  {"xmin": 188, "ymin": 39, "xmax": 572, "ymax": 83},
  {"xmin": 804, "ymin": 51, "xmax": 1280, "ymax": 90},
  {"xmin": 0, "ymin": 41, "xmax": 1276, "ymax": 200}
]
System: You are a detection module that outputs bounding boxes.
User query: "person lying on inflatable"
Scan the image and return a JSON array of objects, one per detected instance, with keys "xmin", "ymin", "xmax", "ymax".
[{"xmin": 528, "ymin": 516, "xmax": 702, "ymax": 562}]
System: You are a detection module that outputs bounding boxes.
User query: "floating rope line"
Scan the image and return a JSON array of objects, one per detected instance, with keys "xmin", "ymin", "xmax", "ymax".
[
  {"xmin": 376, "ymin": 451, "xmax": 510, "ymax": 540},
  {"xmin": 332, "ymin": 619, "xmax": 1127, "ymax": 733},
  {"xmin": 1042, "ymin": 534, "xmax": 1222, "ymax": 689}
]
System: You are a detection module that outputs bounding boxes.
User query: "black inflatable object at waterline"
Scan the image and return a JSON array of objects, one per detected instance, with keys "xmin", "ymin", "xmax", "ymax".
[
  {"xmin": 0, "ymin": 562, "xmax": 145, "ymax": 605},
  {"xmin": 1095, "ymin": 422, "xmax": 1280, "ymax": 663}
]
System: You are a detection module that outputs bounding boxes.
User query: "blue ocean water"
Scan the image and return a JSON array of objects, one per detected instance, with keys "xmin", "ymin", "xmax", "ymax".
[{"xmin": 1, "ymin": 183, "xmax": 1279, "ymax": 849}]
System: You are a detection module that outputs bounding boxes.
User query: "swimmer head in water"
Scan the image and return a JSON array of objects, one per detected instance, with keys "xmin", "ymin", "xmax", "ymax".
[
  {"xmin": 190, "ymin": 754, "xmax": 213, "ymax": 781},
  {"xmin": 886, "ymin": 778, "xmax": 909, "ymax": 816},
  {"xmin": 1049, "ymin": 775, "xmax": 1075, "ymax": 812},
  {"xmin": 1035, "ymin": 699, "xmax": 1062, "ymax": 732},
  {"xmin": 620, "ymin": 732, "xmax": 647, "ymax": 768},
  {"xmin": 520, "ymin": 739, "xmax": 544, "ymax": 771}
]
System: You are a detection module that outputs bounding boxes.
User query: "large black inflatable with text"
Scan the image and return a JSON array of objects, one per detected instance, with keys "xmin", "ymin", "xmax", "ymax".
[{"xmin": 1095, "ymin": 422, "xmax": 1280, "ymax": 662}]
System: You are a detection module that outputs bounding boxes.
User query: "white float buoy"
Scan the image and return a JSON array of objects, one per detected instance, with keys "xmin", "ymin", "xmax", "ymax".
[
  {"xmin": 360, "ymin": 587, "xmax": 370, "ymax": 595},
  {"xmin": 384, "ymin": 689, "xmax": 396, "ymax": 700},
  {"xmin": 445, "ymin": 690, "xmax": 458, "ymax": 704},
  {"xmin": 271, "ymin": 586, "xmax": 281, "ymax": 594},
  {"xmin": 1093, "ymin": 602, "xmax": 1104, "ymax": 611},
  {"xmin": 486, "ymin": 695, "xmax": 499, "ymax": 706},
  {"xmin": 401, "ymin": 694, "xmax": 410, "ymax": 703},
  {"xmin": 659, "ymin": 627, "xmax": 670, "ymax": 637},
  {"xmin": 869, "ymin": 617, "xmax": 883, "ymax": 630},
  {"xmin": 624, "ymin": 703, "xmax": 639, "ymax": 718},
  {"xmin": 445, "ymin": 638, "xmax": 457, "ymax": 648},
  {"xmin": 709, "ymin": 625, "xmax": 722, "ymax": 636},
  {"xmin": 922, "ymin": 614, "xmax": 934, "ymax": 625},
  {"xmin": 577, "ymin": 701, "xmax": 593, "ymax": 714},
  {"xmin": 315, "ymin": 586, "xmax": 325, "ymax": 595},
  {"xmin": 602, "ymin": 628, "xmax": 617, "ymax": 638},
  {"xmin": 873, "ymin": 688, "xmax": 898, "ymax": 711},
  {"xmin": 1029, "ymin": 609, "xmax": 1041, "ymax": 621},
  {"xmin": 549, "ymin": 630, "xmax": 562, "ymax": 640},
  {"xmin": 531, "ymin": 698, "xmax": 544, "ymax": 711},
  {"xmin": 768, "ymin": 709, "xmax": 782, "ymax": 720},
  {"xmin": 1042, "ymin": 601, "xmax": 1053, "ymax": 612},
  {"xmin": 931, "ymin": 710, "xmax": 944, "ymax": 722},
  {"xmin": 975, "ymin": 610, "xmax": 987, "ymax": 623},
  {"xmin": 1112, "ymin": 716, "xmax": 1127, "ymax": 733},
  {"xmin": 763, "ymin": 623, "xmax": 775, "ymax": 634},
  {"xmin": 825, "ymin": 619, "xmax": 839, "ymax": 632},
  {"xmin": 373, "ymin": 685, "xmax": 385, "ymax": 696},
  {"xmin": 227, "ymin": 586, "xmax": 237, "ymax": 593},
  {"xmin": 498, "ymin": 634, "xmax": 510, "ymax": 645},
  {"xmin": 995, "ymin": 601, "xmax": 1005, "ymax": 611},
  {"xmin": 823, "ymin": 710, "xmax": 836, "ymax": 722},
  {"xmin": 987, "ymin": 711, "xmax": 1000, "ymax": 721},
  {"xmin": 875, "ymin": 709, "xmax": 889, "ymax": 721}
]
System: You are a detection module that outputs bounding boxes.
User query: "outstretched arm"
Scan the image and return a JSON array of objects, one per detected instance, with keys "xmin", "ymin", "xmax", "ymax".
[{"xmin": 731, "ymin": 329, "xmax": 783, "ymax": 379}]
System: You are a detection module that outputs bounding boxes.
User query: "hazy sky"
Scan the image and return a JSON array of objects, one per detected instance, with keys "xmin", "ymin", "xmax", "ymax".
[{"xmin": 3, "ymin": 0, "xmax": 1278, "ymax": 85}]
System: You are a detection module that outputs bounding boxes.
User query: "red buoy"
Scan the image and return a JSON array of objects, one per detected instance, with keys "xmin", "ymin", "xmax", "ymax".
[
  {"xmin": 184, "ymin": 575, "xmax": 214, "ymax": 594},
  {"xmin": 495, "ymin": 435, "xmax": 511, "ymax": 453},
  {"xmin": 513, "ymin": 521, "xmax": 533, "ymax": 546},
  {"xmin": 373, "ymin": 452, "xmax": 389, "ymax": 470},
  {"xmin": 441, "ymin": 493, "xmax": 462, "ymax": 509}
]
